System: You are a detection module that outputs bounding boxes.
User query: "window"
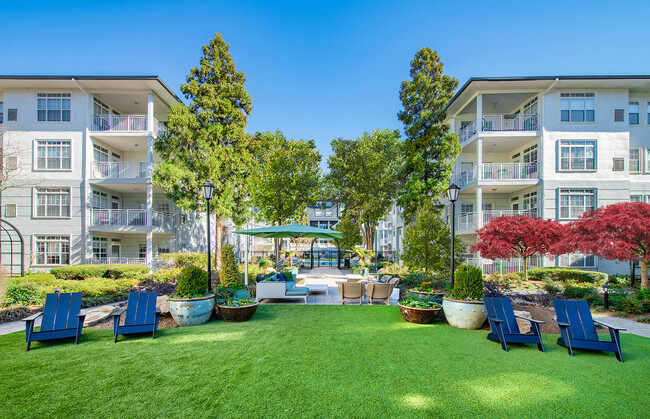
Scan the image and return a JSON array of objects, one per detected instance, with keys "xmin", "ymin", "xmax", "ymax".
[
  {"xmin": 460, "ymin": 203, "xmax": 474, "ymax": 214},
  {"xmin": 37, "ymin": 93, "xmax": 71, "ymax": 122},
  {"xmin": 35, "ymin": 235, "xmax": 70, "ymax": 265},
  {"xmin": 139, "ymin": 244, "xmax": 147, "ymax": 259},
  {"xmin": 0, "ymin": 101, "xmax": 3, "ymax": 123},
  {"xmin": 93, "ymin": 237, "xmax": 108, "ymax": 259},
  {"xmin": 4, "ymin": 204, "xmax": 16, "ymax": 217},
  {"xmin": 5, "ymin": 156, "xmax": 17, "ymax": 171},
  {"xmin": 560, "ymin": 189, "xmax": 595, "ymax": 219},
  {"xmin": 523, "ymin": 192, "xmax": 537, "ymax": 211},
  {"xmin": 92, "ymin": 190, "xmax": 109, "ymax": 209},
  {"xmin": 631, "ymin": 195, "xmax": 643, "ymax": 202},
  {"xmin": 314, "ymin": 210, "xmax": 323, "ymax": 217},
  {"xmin": 523, "ymin": 97, "xmax": 538, "ymax": 130},
  {"xmin": 157, "ymin": 203, "xmax": 171, "ymax": 215},
  {"xmin": 36, "ymin": 140, "xmax": 71, "ymax": 170},
  {"xmin": 8, "ymin": 109, "xmax": 17, "ymax": 122},
  {"xmin": 157, "ymin": 245, "xmax": 171, "ymax": 255},
  {"xmin": 560, "ymin": 93, "xmax": 595, "ymax": 122},
  {"xmin": 523, "ymin": 144, "xmax": 538, "ymax": 163},
  {"xmin": 630, "ymin": 149, "xmax": 641, "ymax": 173},
  {"xmin": 93, "ymin": 144, "xmax": 109, "ymax": 162},
  {"xmin": 614, "ymin": 109, "xmax": 624, "ymax": 122},
  {"xmin": 647, "ymin": 149, "xmax": 650, "ymax": 174},
  {"xmin": 559, "ymin": 141, "xmax": 596, "ymax": 171},
  {"xmin": 629, "ymin": 102, "xmax": 639, "ymax": 125},
  {"xmin": 647, "ymin": 103, "xmax": 650, "ymax": 125},
  {"xmin": 325, "ymin": 210, "xmax": 333, "ymax": 217},
  {"xmin": 558, "ymin": 253, "xmax": 596, "ymax": 268},
  {"xmin": 93, "ymin": 98, "xmax": 109, "ymax": 116},
  {"xmin": 613, "ymin": 158, "xmax": 624, "ymax": 171},
  {"xmin": 35, "ymin": 188, "xmax": 70, "ymax": 218}
]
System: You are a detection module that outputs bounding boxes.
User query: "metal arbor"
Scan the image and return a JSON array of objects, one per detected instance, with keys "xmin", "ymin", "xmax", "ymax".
[{"xmin": 0, "ymin": 218, "xmax": 25, "ymax": 277}]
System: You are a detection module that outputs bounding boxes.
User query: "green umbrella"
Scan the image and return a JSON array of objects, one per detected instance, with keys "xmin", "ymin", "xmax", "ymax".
[{"xmin": 234, "ymin": 223, "xmax": 342, "ymax": 240}]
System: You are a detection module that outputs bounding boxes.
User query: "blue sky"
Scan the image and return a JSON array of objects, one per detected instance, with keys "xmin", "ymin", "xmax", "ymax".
[{"xmin": 2, "ymin": 0, "xmax": 650, "ymax": 167}]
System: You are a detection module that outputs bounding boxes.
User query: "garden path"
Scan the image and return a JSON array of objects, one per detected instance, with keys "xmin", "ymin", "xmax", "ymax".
[{"xmin": 593, "ymin": 314, "xmax": 650, "ymax": 339}]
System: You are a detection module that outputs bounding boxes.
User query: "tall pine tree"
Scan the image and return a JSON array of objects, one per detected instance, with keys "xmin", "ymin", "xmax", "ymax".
[
  {"xmin": 153, "ymin": 33, "xmax": 254, "ymax": 271},
  {"xmin": 397, "ymin": 48, "xmax": 460, "ymax": 220}
]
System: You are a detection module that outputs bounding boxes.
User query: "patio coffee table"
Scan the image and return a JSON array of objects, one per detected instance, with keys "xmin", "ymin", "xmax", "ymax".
[{"xmin": 305, "ymin": 283, "xmax": 328, "ymax": 296}]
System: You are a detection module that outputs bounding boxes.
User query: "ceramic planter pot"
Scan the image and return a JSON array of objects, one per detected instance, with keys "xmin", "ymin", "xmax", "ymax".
[
  {"xmin": 398, "ymin": 304, "xmax": 441, "ymax": 324},
  {"xmin": 408, "ymin": 289, "xmax": 445, "ymax": 301},
  {"xmin": 216, "ymin": 303, "xmax": 259, "ymax": 322},
  {"xmin": 169, "ymin": 295, "xmax": 215, "ymax": 327},
  {"xmin": 442, "ymin": 297, "xmax": 486, "ymax": 330}
]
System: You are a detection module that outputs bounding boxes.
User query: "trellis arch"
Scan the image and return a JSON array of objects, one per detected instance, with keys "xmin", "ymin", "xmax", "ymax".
[{"xmin": 0, "ymin": 218, "xmax": 25, "ymax": 277}]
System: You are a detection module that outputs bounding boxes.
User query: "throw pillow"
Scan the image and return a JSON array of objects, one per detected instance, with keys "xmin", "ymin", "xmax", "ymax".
[{"xmin": 282, "ymin": 271, "xmax": 292, "ymax": 281}]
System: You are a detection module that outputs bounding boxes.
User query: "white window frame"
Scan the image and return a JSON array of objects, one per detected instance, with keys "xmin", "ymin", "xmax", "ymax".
[
  {"xmin": 92, "ymin": 237, "xmax": 108, "ymax": 260},
  {"xmin": 559, "ymin": 140, "xmax": 597, "ymax": 172},
  {"xmin": 560, "ymin": 93, "xmax": 595, "ymax": 123},
  {"xmin": 523, "ymin": 191, "xmax": 537, "ymax": 211},
  {"xmin": 630, "ymin": 148, "xmax": 642, "ymax": 173},
  {"xmin": 631, "ymin": 195, "xmax": 643, "ymax": 202},
  {"xmin": 647, "ymin": 102, "xmax": 650, "ymax": 125},
  {"xmin": 33, "ymin": 187, "xmax": 71, "ymax": 218},
  {"xmin": 36, "ymin": 93, "xmax": 71, "ymax": 122},
  {"xmin": 34, "ymin": 235, "xmax": 71, "ymax": 266},
  {"xmin": 93, "ymin": 144, "xmax": 109, "ymax": 162},
  {"xmin": 629, "ymin": 102, "xmax": 640, "ymax": 125},
  {"xmin": 559, "ymin": 189, "xmax": 596, "ymax": 220},
  {"xmin": 558, "ymin": 253, "xmax": 596, "ymax": 269},
  {"xmin": 34, "ymin": 140, "xmax": 71, "ymax": 171},
  {"xmin": 92, "ymin": 190, "xmax": 109, "ymax": 209},
  {"xmin": 139, "ymin": 244, "xmax": 147, "ymax": 259},
  {"xmin": 646, "ymin": 149, "xmax": 650, "ymax": 174},
  {"xmin": 157, "ymin": 245, "xmax": 171, "ymax": 256}
]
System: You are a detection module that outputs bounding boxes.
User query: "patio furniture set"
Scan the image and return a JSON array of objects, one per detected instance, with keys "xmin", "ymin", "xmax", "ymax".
[{"xmin": 337, "ymin": 275, "xmax": 400, "ymax": 305}]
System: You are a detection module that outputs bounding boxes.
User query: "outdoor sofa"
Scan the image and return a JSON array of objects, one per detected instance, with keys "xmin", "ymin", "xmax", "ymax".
[{"xmin": 255, "ymin": 273, "xmax": 310, "ymax": 303}]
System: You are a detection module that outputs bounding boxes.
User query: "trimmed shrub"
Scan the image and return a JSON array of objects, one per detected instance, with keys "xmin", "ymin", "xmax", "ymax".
[
  {"xmin": 50, "ymin": 264, "xmax": 149, "ymax": 280},
  {"xmin": 543, "ymin": 280, "xmax": 562, "ymax": 294},
  {"xmin": 525, "ymin": 267, "xmax": 607, "ymax": 285},
  {"xmin": 159, "ymin": 252, "xmax": 208, "ymax": 269},
  {"xmin": 563, "ymin": 283, "xmax": 598, "ymax": 303},
  {"xmin": 219, "ymin": 244, "xmax": 241, "ymax": 288},
  {"xmin": 148, "ymin": 268, "xmax": 181, "ymax": 284},
  {"xmin": 451, "ymin": 265, "xmax": 484, "ymax": 301},
  {"xmin": 3, "ymin": 281, "xmax": 40, "ymax": 306},
  {"xmin": 175, "ymin": 265, "xmax": 209, "ymax": 298}
]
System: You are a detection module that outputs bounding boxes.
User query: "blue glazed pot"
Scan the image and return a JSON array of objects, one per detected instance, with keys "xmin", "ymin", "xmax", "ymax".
[
  {"xmin": 442, "ymin": 297, "xmax": 486, "ymax": 330},
  {"xmin": 169, "ymin": 295, "xmax": 215, "ymax": 327}
]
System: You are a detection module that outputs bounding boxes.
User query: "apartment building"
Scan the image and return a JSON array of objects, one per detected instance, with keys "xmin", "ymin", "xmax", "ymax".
[
  {"xmin": 376, "ymin": 203, "xmax": 404, "ymax": 258},
  {"xmin": 444, "ymin": 75, "xmax": 650, "ymax": 275},
  {"xmin": 0, "ymin": 76, "xmax": 206, "ymax": 272}
]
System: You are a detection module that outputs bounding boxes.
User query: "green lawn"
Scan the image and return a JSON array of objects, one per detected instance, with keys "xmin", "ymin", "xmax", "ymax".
[{"xmin": 0, "ymin": 305, "xmax": 648, "ymax": 418}]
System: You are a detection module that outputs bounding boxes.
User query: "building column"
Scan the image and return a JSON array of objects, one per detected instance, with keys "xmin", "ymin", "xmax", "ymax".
[
  {"xmin": 146, "ymin": 231, "xmax": 153, "ymax": 267},
  {"xmin": 476, "ymin": 94, "xmax": 483, "ymax": 134}
]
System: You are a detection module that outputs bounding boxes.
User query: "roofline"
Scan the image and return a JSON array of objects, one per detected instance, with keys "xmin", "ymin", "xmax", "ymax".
[
  {"xmin": 0, "ymin": 75, "xmax": 182, "ymax": 103},
  {"xmin": 447, "ymin": 75, "xmax": 650, "ymax": 111}
]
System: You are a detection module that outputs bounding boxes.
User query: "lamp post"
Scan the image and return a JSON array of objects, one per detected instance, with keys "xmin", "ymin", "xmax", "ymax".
[
  {"xmin": 446, "ymin": 183, "xmax": 460, "ymax": 288},
  {"xmin": 202, "ymin": 180, "xmax": 215, "ymax": 292},
  {"xmin": 603, "ymin": 284, "xmax": 611, "ymax": 310}
]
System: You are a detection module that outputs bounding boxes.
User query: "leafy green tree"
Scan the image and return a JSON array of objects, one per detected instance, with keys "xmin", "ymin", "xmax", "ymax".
[
  {"xmin": 219, "ymin": 244, "xmax": 242, "ymax": 288},
  {"xmin": 401, "ymin": 202, "xmax": 466, "ymax": 274},
  {"xmin": 153, "ymin": 33, "xmax": 254, "ymax": 271},
  {"xmin": 334, "ymin": 212, "xmax": 363, "ymax": 251},
  {"xmin": 251, "ymin": 130, "xmax": 322, "ymax": 262},
  {"xmin": 397, "ymin": 48, "xmax": 461, "ymax": 219},
  {"xmin": 327, "ymin": 129, "xmax": 402, "ymax": 250}
]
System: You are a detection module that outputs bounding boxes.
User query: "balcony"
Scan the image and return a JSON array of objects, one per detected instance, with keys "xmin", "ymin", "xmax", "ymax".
[
  {"xmin": 91, "ymin": 161, "xmax": 150, "ymax": 180},
  {"xmin": 482, "ymin": 209, "xmax": 538, "ymax": 226},
  {"xmin": 87, "ymin": 257, "xmax": 147, "ymax": 265},
  {"xmin": 91, "ymin": 114, "xmax": 166, "ymax": 135},
  {"xmin": 89, "ymin": 209, "xmax": 173, "ymax": 233},
  {"xmin": 457, "ymin": 114, "xmax": 539, "ymax": 146},
  {"xmin": 465, "ymin": 256, "xmax": 541, "ymax": 275},
  {"xmin": 456, "ymin": 209, "xmax": 539, "ymax": 234},
  {"xmin": 455, "ymin": 163, "xmax": 538, "ymax": 188}
]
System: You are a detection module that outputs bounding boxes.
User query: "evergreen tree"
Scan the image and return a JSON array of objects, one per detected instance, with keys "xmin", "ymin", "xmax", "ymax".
[
  {"xmin": 153, "ymin": 33, "xmax": 254, "ymax": 270},
  {"xmin": 397, "ymin": 48, "xmax": 460, "ymax": 219}
]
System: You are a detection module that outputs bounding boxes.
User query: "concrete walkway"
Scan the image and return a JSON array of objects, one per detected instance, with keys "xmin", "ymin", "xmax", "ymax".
[
  {"xmin": 0, "ymin": 303, "xmax": 120, "ymax": 336},
  {"xmin": 593, "ymin": 315, "xmax": 650, "ymax": 339}
]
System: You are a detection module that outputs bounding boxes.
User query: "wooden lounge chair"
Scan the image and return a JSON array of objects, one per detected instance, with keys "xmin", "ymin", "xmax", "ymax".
[
  {"xmin": 338, "ymin": 282, "xmax": 365, "ymax": 305},
  {"xmin": 112, "ymin": 292, "xmax": 161, "ymax": 342},
  {"xmin": 484, "ymin": 297, "xmax": 545, "ymax": 352},
  {"xmin": 24, "ymin": 292, "xmax": 86, "ymax": 351},
  {"xmin": 365, "ymin": 282, "xmax": 392, "ymax": 305},
  {"xmin": 553, "ymin": 299, "xmax": 625, "ymax": 362}
]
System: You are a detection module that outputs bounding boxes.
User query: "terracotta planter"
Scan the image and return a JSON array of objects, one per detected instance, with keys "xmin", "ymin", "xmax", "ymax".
[
  {"xmin": 398, "ymin": 303, "xmax": 441, "ymax": 324},
  {"xmin": 442, "ymin": 297, "xmax": 486, "ymax": 330},
  {"xmin": 169, "ymin": 295, "xmax": 215, "ymax": 327},
  {"xmin": 408, "ymin": 289, "xmax": 445, "ymax": 301},
  {"xmin": 216, "ymin": 303, "xmax": 259, "ymax": 322}
]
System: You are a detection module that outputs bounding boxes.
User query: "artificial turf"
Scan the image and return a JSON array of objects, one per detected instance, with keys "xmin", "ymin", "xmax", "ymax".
[{"xmin": 0, "ymin": 305, "xmax": 648, "ymax": 418}]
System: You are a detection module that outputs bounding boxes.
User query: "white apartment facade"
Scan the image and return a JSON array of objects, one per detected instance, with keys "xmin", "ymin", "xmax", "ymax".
[
  {"xmin": 0, "ymin": 76, "xmax": 207, "ymax": 272},
  {"xmin": 444, "ymin": 75, "xmax": 650, "ymax": 275}
]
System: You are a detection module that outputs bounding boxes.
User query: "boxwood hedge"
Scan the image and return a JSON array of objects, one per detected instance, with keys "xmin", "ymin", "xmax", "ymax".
[
  {"xmin": 524, "ymin": 267, "xmax": 607, "ymax": 284},
  {"xmin": 50, "ymin": 264, "xmax": 149, "ymax": 280}
]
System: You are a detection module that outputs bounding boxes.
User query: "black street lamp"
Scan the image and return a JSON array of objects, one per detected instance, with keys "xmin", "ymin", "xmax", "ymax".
[
  {"xmin": 202, "ymin": 180, "xmax": 215, "ymax": 292},
  {"xmin": 447, "ymin": 183, "xmax": 460, "ymax": 288}
]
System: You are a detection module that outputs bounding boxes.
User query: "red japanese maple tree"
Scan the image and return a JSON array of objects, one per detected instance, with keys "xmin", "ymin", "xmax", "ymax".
[
  {"xmin": 567, "ymin": 202, "xmax": 650, "ymax": 289},
  {"xmin": 470, "ymin": 215, "xmax": 565, "ymax": 281}
]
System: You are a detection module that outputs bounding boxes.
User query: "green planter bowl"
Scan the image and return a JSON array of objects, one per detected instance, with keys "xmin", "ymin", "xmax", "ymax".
[{"xmin": 169, "ymin": 295, "xmax": 215, "ymax": 327}]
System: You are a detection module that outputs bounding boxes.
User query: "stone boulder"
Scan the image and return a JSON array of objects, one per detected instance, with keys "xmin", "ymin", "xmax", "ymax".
[
  {"xmin": 513, "ymin": 310, "xmax": 532, "ymax": 334},
  {"xmin": 157, "ymin": 295, "xmax": 170, "ymax": 315}
]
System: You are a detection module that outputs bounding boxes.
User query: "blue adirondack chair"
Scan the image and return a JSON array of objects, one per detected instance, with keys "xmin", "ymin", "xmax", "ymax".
[
  {"xmin": 112, "ymin": 292, "xmax": 160, "ymax": 342},
  {"xmin": 484, "ymin": 296, "xmax": 545, "ymax": 352},
  {"xmin": 24, "ymin": 292, "xmax": 86, "ymax": 351},
  {"xmin": 553, "ymin": 299, "xmax": 625, "ymax": 362}
]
